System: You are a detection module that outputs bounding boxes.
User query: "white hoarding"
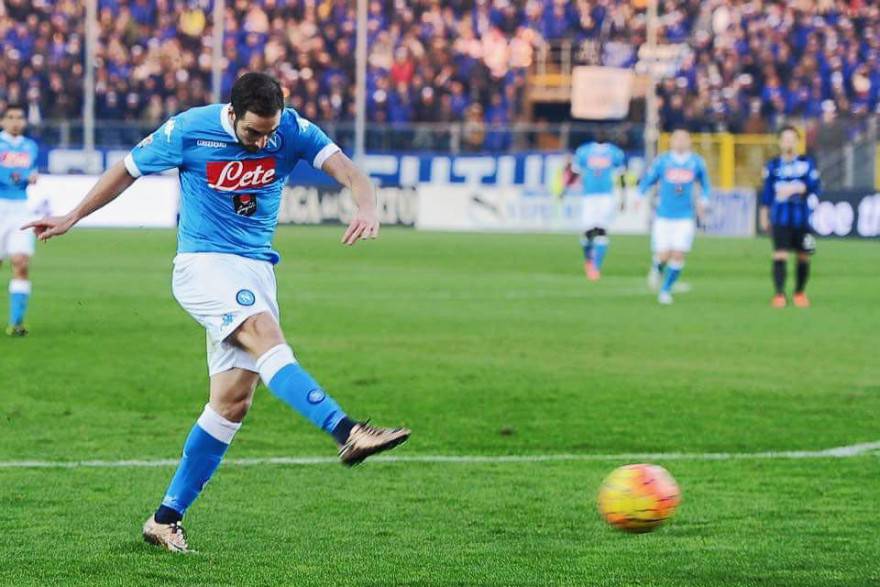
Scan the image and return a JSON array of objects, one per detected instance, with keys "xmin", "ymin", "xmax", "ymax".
[
  {"xmin": 417, "ymin": 185, "xmax": 650, "ymax": 234},
  {"xmin": 30, "ymin": 174, "xmax": 179, "ymax": 228}
]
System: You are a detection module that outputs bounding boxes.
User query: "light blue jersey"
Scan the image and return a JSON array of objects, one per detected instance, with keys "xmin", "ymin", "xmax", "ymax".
[
  {"xmin": 637, "ymin": 151, "xmax": 711, "ymax": 219},
  {"xmin": 0, "ymin": 131, "xmax": 39, "ymax": 201},
  {"xmin": 124, "ymin": 104, "xmax": 339, "ymax": 264},
  {"xmin": 572, "ymin": 142, "xmax": 625, "ymax": 196}
]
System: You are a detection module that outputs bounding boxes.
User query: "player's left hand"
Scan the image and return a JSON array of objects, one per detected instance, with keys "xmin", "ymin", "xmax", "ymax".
[
  {"xmin": 696, "ymin": 199, "xmax": 709, "ymax": 222},
  {"xmin": 22, "ymin": 214, "xmax": 77, "ymax": 241},
  {"xmin": 341, "ymin": 208, "xmax": 379, "ymax": 246}
]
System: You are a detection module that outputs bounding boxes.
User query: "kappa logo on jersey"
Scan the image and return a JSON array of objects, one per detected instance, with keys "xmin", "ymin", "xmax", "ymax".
[
  {"xmin": 664, "ymin": 168, "xmax": 695, "ymax": 184},
  {"xmin": 0, "ymin": 152, "xmax": 31, "ymax": 168},
  {"xmin": 164, "ymin": 119, "xmax": 175, "ymax": 143},
  {"xmin": 206, "ymin": 158, "xmax": 277, "ymax": 192}
]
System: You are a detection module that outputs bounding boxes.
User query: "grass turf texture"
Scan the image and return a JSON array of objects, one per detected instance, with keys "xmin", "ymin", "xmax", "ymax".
[{"xmin": 1, "ymin": 227, "xmax": 878, "ymax": 586}]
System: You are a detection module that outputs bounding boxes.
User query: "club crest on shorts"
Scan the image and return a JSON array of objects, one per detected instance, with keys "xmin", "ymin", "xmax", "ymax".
[
  {"xmin": 307, "ymin": 389, "xmax": 326, "ymax": 404},
  {"xmin": 236, "ymin": 289, "xmax": 256, "ymax": 306}
]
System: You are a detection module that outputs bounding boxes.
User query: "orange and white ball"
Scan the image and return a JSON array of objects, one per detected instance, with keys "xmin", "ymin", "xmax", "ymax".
[{"xmin": 597, "ymin": 464, "xmax": 681, "ymax": 533}]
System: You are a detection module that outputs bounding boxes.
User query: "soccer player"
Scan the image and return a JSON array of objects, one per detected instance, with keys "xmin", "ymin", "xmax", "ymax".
[
  {"xmin": 25, "ymin": 73, "xmax": 411, "ymax": 553},
  {"xmin": 636, "ymin": 129, "xmax": 710, "ymax": 305},
  {"xmin": 0, "ymin": 103, "xmax": 39, "ymax": 336},
  {"xmin": 760, "ymin": 125, "xmax": 820, "ymax": 308},
  {"xmin": 571, "ymin": 137, "xmax": 626, "ymax": 280}
]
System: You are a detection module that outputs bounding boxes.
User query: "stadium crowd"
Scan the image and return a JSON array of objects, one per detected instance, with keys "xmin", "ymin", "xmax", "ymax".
[{"xmin": 0, "ymin": 0, "xmax": 877, "ymax": 146}]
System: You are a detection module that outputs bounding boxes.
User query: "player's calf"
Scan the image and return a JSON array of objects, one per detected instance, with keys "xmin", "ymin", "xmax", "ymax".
[{"xmin": 8, "ymin": 255, "xmax": 31, "ymax": 331}]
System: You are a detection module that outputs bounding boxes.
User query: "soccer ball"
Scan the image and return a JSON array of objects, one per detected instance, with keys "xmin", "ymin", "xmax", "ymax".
[{"xmin": 597, "ymin": 464, "xmax": 681, "ymax": 533}]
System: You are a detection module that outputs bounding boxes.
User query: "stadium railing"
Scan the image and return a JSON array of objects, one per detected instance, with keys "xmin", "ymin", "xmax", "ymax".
[{"xmin": 30, "ymin": 120, "xmax": 646, "ymax": 155}]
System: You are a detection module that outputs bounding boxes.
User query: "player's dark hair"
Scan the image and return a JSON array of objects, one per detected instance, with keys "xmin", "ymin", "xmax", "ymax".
[
  {"xmin": 2, "ymin": 102, "xmax": 25, "ymax": 116},
  {"xmin": 778, "ymin": 124, "xmax": 800, "ymax": 137},
  {"xmin": 230, "ymin": 73, "xmax": 284, "ymax": 119}
]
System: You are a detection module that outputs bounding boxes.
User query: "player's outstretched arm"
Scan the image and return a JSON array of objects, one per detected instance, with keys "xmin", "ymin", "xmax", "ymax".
[
  {"xmin": 23, "ymin": 160, "xmax": 136, "ymax": 241},
  {"xmin": 321, "ymin": 152, "xmax": 379, "ymax": 246}
]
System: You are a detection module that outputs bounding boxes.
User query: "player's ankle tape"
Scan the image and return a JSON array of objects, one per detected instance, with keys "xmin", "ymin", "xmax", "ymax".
[
  {"xmin": 196, "ymin": 403, "xmax": 241, "ymax": 445},
  {"xmin": 256, "ymin": 344, "xmax": 296, "ymax": 384}
]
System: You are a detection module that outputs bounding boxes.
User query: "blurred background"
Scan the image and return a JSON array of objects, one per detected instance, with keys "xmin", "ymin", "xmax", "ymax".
[{"xmin": 2, "ymin": 0, "xmax": 879, "ymax": 237}]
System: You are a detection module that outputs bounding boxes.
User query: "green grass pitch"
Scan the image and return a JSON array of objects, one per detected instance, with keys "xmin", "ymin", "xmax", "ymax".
[{"xmin": 1, "ymin": 227, "xmax": 878, "ymax": 586}]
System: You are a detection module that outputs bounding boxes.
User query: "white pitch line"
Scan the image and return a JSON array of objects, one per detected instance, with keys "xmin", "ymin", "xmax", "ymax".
[{"xmin": 1, "ymin": 441, "xmax": 878, "ymax": 470}]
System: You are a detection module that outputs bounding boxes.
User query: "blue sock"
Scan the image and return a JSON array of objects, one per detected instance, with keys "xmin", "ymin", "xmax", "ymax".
[
  {"xmin": 257, "ymin": 344, "xmax": 347, "ymax": 435},
  {"xmin": 160, "ymin": 404, "xmax": 241, "ymax": 518},
  {"xmin": 580, "ymin": 237, "xmax": 593, "ymax": 262},
  {"xmin": 661, "ymin": 261, "xmax": 683, "ymax": 293},
  {"xmin": 9, "ymin": 279, "xmax": 30, "ymax": 326},
  {"xmin": 592, "ymin": 237, "xmax": 609, "ymax": 270}
]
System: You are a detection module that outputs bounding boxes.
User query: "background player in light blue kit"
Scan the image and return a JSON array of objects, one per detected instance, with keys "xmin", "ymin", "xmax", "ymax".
[
  {"xmin": 571, "ymin": 137, "xmax": 626, "ymax": 281},
  {"xmin": 637, "ymin": 129, "xmax": 711, "ymax": 305},
  {"xmin": 0, "ymin": 104, "xmax": 39, "ymax": 336},
  {"xmin": 25, "ymin": 73, "xmax": 411, "ymax": 553}
]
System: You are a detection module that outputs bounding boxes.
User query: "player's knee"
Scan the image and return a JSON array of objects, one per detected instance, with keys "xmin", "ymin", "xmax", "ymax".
[
  {"xmin": 772, "ymin": 251, "xmax": 788, "ymax": 261},
  {"xmin": 10, "ymin": 255, "xmax": 29, "ymax": 278},
  {"xmin": 796, "ymin": 252, "xmax": 810, "ymax": 262}
]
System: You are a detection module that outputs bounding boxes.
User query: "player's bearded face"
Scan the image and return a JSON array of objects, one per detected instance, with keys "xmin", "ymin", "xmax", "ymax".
[
  {"xmin": 1, "ymin": 110, "xmax": 26, "ymax": 136},
  {"xmin": 232, "ymin": 111, "xmax": 281, "ymax": 153}
]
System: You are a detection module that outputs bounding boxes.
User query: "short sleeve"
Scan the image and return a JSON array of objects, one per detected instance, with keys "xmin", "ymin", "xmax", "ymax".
[
  {"xmin": 293, "ymin": 114, "xmax": 340, "ymax": 169},
  {"xmin": 124, "ymin": 117, "xmax": 184, "ymax": 177}
]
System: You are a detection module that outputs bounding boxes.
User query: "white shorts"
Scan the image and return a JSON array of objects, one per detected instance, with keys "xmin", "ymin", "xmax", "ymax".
[
  {"xmin": 581, "ymin": 195, "xmax": 615, "ymax": 230},
  {"xmin": 172, "ymin": 252, "xmax": 280, "ymax": 376},
  {"xmin": 652, "ymin": 218, "xmax": 696, "ymax": 253},
  {"xmin": 0, "ymin": 200, "xmax": 35, "ymax": 260}
]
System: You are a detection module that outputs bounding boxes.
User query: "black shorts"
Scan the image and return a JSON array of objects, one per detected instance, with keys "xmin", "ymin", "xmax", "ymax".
[{"xmin": 772, "ymin": 225, "xmax": 815, "ymax": 254}]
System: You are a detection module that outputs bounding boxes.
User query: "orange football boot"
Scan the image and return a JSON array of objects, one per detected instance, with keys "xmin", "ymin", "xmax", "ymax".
[{"xmin": 792, "ymin": 292, "xmax": 810, "ymax": 308}]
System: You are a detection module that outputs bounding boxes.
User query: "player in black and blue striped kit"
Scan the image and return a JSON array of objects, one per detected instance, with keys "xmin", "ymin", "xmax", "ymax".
[{"xmin": 760, "ymin": 126, "xmax": 820, "ymax": 308}]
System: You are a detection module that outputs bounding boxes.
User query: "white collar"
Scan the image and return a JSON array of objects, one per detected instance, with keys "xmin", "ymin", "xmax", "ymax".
[
  {"xmin": 219, "ymin": 104, "xmax": 237, "ymax": 141},
  {"xmin": 670, "ymin": 151, "xmax": 691, "ymax": 164},
  {"xmin": 0, "ymin": 131, "xmax": 24, "ymax": 146}
]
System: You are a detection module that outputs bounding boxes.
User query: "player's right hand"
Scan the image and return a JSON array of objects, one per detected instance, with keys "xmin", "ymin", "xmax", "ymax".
[
  {"xmin": 341, "ymin": 208, "xmax": 379, "ymax": 246},
  {"xmin": 22, "ymin": 215, "xmax": 77, "ymax": 241}
]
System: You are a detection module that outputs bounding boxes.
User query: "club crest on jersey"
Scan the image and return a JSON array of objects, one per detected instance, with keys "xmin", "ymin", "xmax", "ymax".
[
  {"xmin": 233, "ymin": 193, "xmax": 257, "ymax": 216},
  {"xmin": 206, "ymin": 158, "xmax": 276, "ymax": 192},
  {"xmin": 264, "ymin": 133, "xmax": 284, "ymax": 153}
]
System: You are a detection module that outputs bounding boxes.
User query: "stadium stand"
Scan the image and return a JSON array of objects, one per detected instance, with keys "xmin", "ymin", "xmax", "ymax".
[{"xmin": 1, "ymin": 0, "xmax": 878, "ymax": 145}]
